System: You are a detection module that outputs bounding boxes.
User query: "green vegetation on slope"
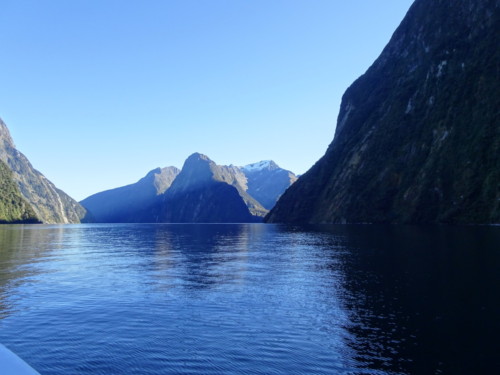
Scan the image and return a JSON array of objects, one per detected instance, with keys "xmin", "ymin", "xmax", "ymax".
[
  {"xmin": 0, "ymin": 160, "xmax": 40, "ymax": 224},
  {"xmin": 267, "ymin": 0, "xmax": 499, "ymax": 224},
  {"xmin": 1, "ymin": 118, "xmax": 88, "ymax": 224}
]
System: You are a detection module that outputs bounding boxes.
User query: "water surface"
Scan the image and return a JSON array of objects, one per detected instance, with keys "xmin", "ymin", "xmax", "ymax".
[{"xmin": 0, "ymin": 224, "xmax": 498, "ymax": 374}]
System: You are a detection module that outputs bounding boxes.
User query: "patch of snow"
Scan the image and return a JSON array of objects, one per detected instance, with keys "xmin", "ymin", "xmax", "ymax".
[{"xmin": 242, "ymin": 160, "xmax": 273, "ymax": 172}]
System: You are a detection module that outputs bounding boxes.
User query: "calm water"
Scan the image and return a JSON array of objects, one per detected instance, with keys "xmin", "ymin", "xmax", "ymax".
[{"xmin": 0, "ymin": 224, "xmax": 498, "ymax": 374}]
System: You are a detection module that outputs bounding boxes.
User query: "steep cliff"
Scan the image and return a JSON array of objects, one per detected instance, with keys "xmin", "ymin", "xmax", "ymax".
[
  {"xmin": 0, "ymin": 160, "xmax": 40, "ymax": 223},
  {"xmin": 0, "ymin": 118, "xmax": 88, "ymax": 223},
  {"xmin": 154, "ymin": 153, "xmax": 262, "ymax": 223},
  {"xmin": 82, "ymin": 153, "xmax": 297, "ymax": 223},
  {"xmin": 267, "ymin": 0, "xmax": 499, "ymax": 224}
]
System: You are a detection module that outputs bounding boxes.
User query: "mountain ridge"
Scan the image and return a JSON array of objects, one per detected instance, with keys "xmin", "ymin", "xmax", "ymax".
[
  {"xmin": 142, "ymin": 153, "xmax": 264, "ymax": 223},
  {"xmin": 81, "ymin": 152, "xmax": 297, "ymax": 223},
  {"xmin": 266, "ymin": 0, "xmax": 499, "ymax": 224},
  {"xmin": 80, "ymin": 166, "xmax": 180, "ymax": 223},
  {"xmin": 0, "ymin": 159, "xmax": 40, "ymax": 223},
  {"xmin": 0, "ymin": 118, "xmax": 88, "ymax": 223}
]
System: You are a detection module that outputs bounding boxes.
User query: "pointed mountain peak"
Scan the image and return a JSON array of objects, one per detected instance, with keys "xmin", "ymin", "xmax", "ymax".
[
  {"xmin": 182, "ymin": 152, "xmax": 216, "ymax": 171},
  {"xmin": 171, "ymin": 153, "xmax": 218, "ymax": 193},
  {"xmin": 1, "ymin": 117, "xmax": 87, "ymax": 223},
  {"xmin": 185, "ymin": 152, "xmax": 212, "ymax": 163}
]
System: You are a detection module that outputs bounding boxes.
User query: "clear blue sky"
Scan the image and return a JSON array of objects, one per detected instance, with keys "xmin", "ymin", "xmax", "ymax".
[{"xmin": 0, "ymin": 0, "xmax": 414, "ymax": 201}]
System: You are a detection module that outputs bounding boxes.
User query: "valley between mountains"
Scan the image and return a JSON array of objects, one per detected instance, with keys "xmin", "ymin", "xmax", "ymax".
[
  {"xmin": 1, "ymin": 116, "xmax": 297, "ymax": 224},
  {"xmin": 0, "ymin": 0, "xmax": 498, "ymax": 225}
]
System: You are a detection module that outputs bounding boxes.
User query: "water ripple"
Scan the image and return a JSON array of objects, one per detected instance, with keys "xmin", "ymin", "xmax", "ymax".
[{"xmin": 0, "ymin": 223, "xmax": 498, "ymax": 374}]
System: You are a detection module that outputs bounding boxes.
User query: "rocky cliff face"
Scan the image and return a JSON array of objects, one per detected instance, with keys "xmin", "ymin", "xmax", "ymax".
[
  {"xmin": 155, "ymin": 153, "xmax": 263, "ymax": 223},
  {"xmin": 267, "ymin": 0, "xmax": 499, "ymax": 224},
  {"xmin": 0, "ymin": 160, "xmax": 40, "ymax": 223},
  {"xmin": 0, "ymin": 118, "xmax": 88, "ymax": 223},
  {"xmin": 80, "ymin": 166, "xmax": 180, "ymax": 222}
]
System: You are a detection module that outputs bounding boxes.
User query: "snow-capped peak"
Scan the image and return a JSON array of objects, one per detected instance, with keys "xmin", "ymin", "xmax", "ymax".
[{"xmin": 241, "ymin": 160, "xmax": 276, "ymax": 172}]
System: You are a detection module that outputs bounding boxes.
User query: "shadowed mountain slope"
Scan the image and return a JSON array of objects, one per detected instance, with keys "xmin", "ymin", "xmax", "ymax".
[
  {"xmin": 267, "ymin": 0, "xmax": 499, "ymax": 224},
  {"xmin": 81, "ymin": 153, "xmax": 297, "ymax": 223},
  {"xmin": 80, "ymin": 167, "xmax": 180, "ymax": 222},
  {"xmin": 152, "ymin": 153, "xmax": 262, "ymax": 223}
]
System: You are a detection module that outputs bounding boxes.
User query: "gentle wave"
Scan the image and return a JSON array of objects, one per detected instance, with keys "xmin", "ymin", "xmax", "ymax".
[{"xmin": 1, "ymin": 223, "xmax": 498, "ymax": 374}]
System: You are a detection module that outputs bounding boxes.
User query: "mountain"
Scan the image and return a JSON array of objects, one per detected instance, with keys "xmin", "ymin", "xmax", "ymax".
[
  {"xmin": 0, "ymin": 118, "xmax": 88, "ymax": 223},
  {"xmin": 81, "ymin": 153, "xmax": 297, "ymax": 223},
  {"xmin": 267, "ymin": 0, "xmax": 499, "ymax": 224},
  {"xmin": 0, "ymin": 160, "xmax": 40, "ymax": 223},
  {"xmin": 242, "ymin": 160, "xmax": 298, "ymax": 210},
  {"xmin": 152, "ymin": 153, "xmax": 264, "ymax": 223},
  {"xmin": 80, "ymin": 166, "xmax": 180, "ymax": 222}
]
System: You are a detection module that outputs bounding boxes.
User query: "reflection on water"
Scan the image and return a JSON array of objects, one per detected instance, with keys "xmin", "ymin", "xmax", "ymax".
[
  {"xmin": 0, "ymin": 225, "xmax": 66, "ymax": 319},
  {"xmin": 0, "ymin": 224, "xmax": 498, "ymax": 374},
  {"xmin": 294, "ymin": 224, "xmax": 500, "ymax": 375}
]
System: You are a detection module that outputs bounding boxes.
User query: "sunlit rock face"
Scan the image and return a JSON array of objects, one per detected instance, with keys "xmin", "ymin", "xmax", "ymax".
[
  {"xmin": 0, "ymin": 159, "xmax": 40, "ymax": 223},
  {"xmin": 267, "ymin": 0, "xmax": 500, "ymax": 224},
  {"xmin": 0, "ymin": 118, "xmax": 88, "ymax": 224}
]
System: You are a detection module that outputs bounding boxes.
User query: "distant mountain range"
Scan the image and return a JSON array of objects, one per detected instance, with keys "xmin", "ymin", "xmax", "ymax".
[
  {"xmin": 0, "ymin": 115, "xmax": 296, "ymax": 225},
  {"xmin": 79, "ymin": 166, "xmax": 180, "ymax": 223},
  {"xmin": 81, "ymin": 153, "xmax": 297, "ymax": 223},
  {"xmin": 266, "ymin": 0, "xmax": 499, "ymax": 224},
  {"xmin": 6, "ymin": 0, "xmax": 495, "ymax": 226},
  {"xmin": 0, "ymin": 118, "xmax": 88, "ymax": 224}
]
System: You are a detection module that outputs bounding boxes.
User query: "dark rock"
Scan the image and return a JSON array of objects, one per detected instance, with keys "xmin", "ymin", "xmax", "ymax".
[
  {"xmin": 154, "ymin": 153, "xmax": 263, "ymax": 223},
  {"xmin": 267, "ymin": 0, "xmax": 499, "ymax": 224}
]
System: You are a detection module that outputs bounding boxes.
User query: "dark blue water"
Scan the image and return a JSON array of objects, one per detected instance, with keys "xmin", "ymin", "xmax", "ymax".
[{"xmin": 0, "ymin": 224, "xmax": 498, "ymax": 374}]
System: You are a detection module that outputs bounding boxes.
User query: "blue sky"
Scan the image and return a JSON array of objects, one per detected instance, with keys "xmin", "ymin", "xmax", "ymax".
[{"xmin": 0, "ymin": 0, "xmax": 414, "ymax": 201}]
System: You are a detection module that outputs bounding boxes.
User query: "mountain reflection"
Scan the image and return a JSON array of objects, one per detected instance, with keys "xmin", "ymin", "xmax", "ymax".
[
  {"xmin": 1, "ymin": 223, "xmax": 495, "ymax": 374},
  {"xmin": 295, "ymin": 224, "xmax": 500, "ymax": 375},
  {"xmin": 0, "ymin": 225, "xmax": 65, "ymax": 318},
  {"xmin": 150, "ymin": 224, "xmax": 254, "ymax": 290}
]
